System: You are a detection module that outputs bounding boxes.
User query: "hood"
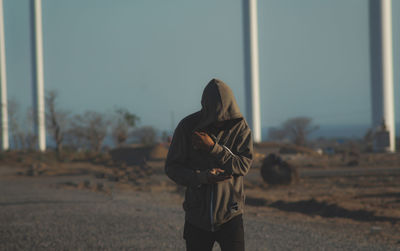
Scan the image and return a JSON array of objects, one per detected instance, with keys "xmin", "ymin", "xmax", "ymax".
[{"xmin": 196, "ymin": 78, "xmax": 243, "ymax": 130}]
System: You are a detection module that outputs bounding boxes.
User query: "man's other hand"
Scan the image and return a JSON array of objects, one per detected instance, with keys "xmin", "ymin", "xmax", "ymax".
[
  {"xmin": 192, "ymin": 131, "xmax": 215, "ymax": 152},
  {"xmin": 207, "ymin": 168, "xmax": 232, "ymax": 184}
]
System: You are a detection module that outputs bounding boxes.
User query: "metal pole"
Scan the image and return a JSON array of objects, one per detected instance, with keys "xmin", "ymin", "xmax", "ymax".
[
  {"xmin": 31, "ymin": 0, "xmax": 46, "ymax": 151},
  {"xmin": 243, "ymin": 0, "xmax": 262, "ymax": 143},
  {"xmin": 0, "ymin": 0, "xmax": 8, "ymax": 150},
  {"xmin": 369, "ymin": 0, "xmax": 395, "ymax": 152}
]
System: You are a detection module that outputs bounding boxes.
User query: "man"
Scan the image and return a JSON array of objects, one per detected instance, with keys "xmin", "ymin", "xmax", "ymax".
[{"xmin": 165, "ymin": 78, "xmax": 253, "ymax": 251}]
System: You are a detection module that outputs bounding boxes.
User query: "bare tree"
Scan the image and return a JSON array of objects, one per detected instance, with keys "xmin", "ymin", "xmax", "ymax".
[
  {"xmin": 282, "ymin": 117, "xmax": 319, "ymax": 146},
  {"xmin": 8, "ymin": 98, "xmax": 22, "ymax": 149},
  {"xmin": 268, "ymin": 127, "xmax": 287, "ymax": 141},
  {"xmin": 112, "ymin": 108, "xmax": 139, "ymax": 147},
  {"xmin": 69, "ymin": 111, "xmax": 109, "ymax": 152},
  {"xmin": 46, "ymin": 90, "xmax": 69, "ymax": 153},
  {"xmin": 63, "ymin": 128, "xmax": 86, "ymax": 151}
]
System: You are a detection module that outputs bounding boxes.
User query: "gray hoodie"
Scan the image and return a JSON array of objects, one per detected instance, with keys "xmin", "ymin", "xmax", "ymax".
[{"xmin": 165, "ymin": 78, "xmax": 253, "ymax": 231}]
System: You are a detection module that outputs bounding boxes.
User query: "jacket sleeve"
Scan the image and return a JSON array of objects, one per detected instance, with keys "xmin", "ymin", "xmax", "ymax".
[
  {"xmin": 165, "ymin": 122, "xmax": 208, "ymax": 187},
  {"xmin": 209, "ymin": 124, "xmax": 253, "ymax": 176}
]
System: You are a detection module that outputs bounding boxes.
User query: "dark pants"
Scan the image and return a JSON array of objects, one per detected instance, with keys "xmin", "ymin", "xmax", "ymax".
[{"xmin": 183, "ymin": 214, "xmax": 245, "ymax": 251}]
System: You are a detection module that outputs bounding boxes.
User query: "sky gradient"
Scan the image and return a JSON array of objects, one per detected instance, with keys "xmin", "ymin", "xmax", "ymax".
[{"xmin": 3, "ymin": 0, "xmax": 400, "ymax": 138}]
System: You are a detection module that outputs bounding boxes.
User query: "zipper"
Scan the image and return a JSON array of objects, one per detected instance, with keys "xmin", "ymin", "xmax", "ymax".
[
  {"xmin": 209, "ymin": 133, "xmax": 219, "ymax": 232},
  {"xmin": 209, "ymin": 130, "xmax": 225, "ymax": 232}
]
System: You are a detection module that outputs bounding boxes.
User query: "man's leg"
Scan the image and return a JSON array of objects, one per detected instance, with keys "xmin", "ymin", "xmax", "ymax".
[
  {"xmin": 215, "ymin": 215, "xmax": 245, "ymax": 251},
  {"xmin": 183, "ymin": 221, "xmax": 215, "ymax": 251}
]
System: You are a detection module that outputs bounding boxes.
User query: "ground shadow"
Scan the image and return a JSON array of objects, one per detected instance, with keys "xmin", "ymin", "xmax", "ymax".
[
  {"xmin": 245, "ymin": 196, "xmax": 400, "ymax": 224},
  {"xmin": 245, "ymin": 196, "xmax": 269, "ymax": 207},
  {"xmin": 268, "ymin": 199, "xmax": 399, "ymax": 224}
]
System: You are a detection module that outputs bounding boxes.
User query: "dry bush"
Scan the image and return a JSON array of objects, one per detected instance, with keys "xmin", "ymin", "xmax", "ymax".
[
  {"xmin": 111, "ymin": 108, "xmax": 139, "ymax": 147},
  {"xmin": 8, "ymin": 98, "xmax": 23, "ymax": 149},
  {"xmin": 67, "ymin": 111, "xmax": 110, "ymax": 152},
  {"xmin": 268, "ymin": 117, "xmax": 319, "ymax": 146},
  {"xmin": 46, "ymin": 90, "xmax": 70, "ymax": 154}
]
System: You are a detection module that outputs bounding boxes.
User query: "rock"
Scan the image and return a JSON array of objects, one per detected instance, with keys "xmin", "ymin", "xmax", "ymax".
[{"xmin": 260, "ymin": 154, "xmax": 298, "ymax": 185}]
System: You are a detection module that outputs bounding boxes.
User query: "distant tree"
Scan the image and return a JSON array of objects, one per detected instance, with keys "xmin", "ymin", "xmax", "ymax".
[
  {"xmin": 132, "ymin": 126, "xmax": 157, "ymax": 146},
  {"xmin": 111, "ymin": 108, "xmax": 139, "ymax": 147},
  {"xmin": 268, "ymin": 127, "xmax": 287, "ymax": 141},
  {"xmin": 8, "ymin": 98, "xmax": 22, "ymax": 149},
  {"xmin": 24, "ymin": 108, "xmax": 37, "ymax": 150},
  {"xmin": 282, "ymin": 117, "xmax": 319, "ymax": 146},
  {"xmin": 46, "ymin": 90, "xmax": 69, "ymax": 154},
  {"xmin": 63, "ymin": 128, "xmax": 85, "ymax": 151},
  {"xmin": 69, "ymin": 111, "xmax": 110, "ymax": 152}
]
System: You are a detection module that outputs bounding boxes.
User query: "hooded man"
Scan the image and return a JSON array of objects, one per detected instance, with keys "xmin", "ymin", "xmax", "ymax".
[{"xmin": 165, "ymin": 79, "xmax": 253, "ymax": 251}]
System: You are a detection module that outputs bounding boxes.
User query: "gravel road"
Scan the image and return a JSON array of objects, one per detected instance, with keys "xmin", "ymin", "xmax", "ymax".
[{"xmin": 0, "ymin": 167, "xmax": 398, "ymax": 251}]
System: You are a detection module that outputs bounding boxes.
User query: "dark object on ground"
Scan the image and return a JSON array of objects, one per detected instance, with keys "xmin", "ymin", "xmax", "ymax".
[
  {"xmin": 260, "ymin": 154, "xmax": 298, "ymax": 185},
  {"xmin": 109, "ymin": 144, "xmax": 168, "ymax": 165},
  {"xmin": 109, "ymin": 146, "xmax": 150, "ymax": 165}
]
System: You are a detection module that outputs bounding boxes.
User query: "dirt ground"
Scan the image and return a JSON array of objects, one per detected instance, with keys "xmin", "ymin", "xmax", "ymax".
[
  {"xmin": 245, "ymin": 169, "xmax": 400, "ymax": 244},
  {"xmin": 1, "ymin": 148, "xmax": 400, "ymax": 249}
]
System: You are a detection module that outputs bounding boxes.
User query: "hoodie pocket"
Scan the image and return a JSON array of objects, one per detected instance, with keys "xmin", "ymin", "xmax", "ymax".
[{"xmin": 227, "ymin": 178, "xmax": 244, "ymax": 215}]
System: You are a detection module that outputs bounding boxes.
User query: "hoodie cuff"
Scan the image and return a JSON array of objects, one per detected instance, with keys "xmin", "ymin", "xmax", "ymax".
[
  {"xmin": 196, "ymin": 170, "xmax": 208, "ymax": 184},
  {"xmin": 210, "ymin": 142, "xmax": 224, "ymax": 156}
]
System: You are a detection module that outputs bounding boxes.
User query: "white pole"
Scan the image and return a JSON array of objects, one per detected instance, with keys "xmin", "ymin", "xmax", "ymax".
[
  {"xmin": 0, "ymin": 0, "xmax": 8, "ymax": 150},
  {"xmin": 244, "ymin": 0, "xmax": 262, "ymax": 143},
  {"xmin": 370, "ymin": 0, "xmax": 395, "ymax": 152},
  {"xmin": 32, "ymin": 0, "xmax": 46, "ymax": 151},
  {"xmin": 380, "ymin": 0, "xmax": 395, "ymax": 152}
]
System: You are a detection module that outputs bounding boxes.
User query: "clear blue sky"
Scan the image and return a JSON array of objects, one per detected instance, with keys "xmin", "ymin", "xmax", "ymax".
[{"xmin": 4, "ymin": 0, "xmax": 400, "ymax": 137}]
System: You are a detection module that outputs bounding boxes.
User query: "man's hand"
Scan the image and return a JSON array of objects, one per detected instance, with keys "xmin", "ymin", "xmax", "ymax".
[
  {"xmin": 207, "ymin": 168, "xmax": 232, "ymax": 184},
  {"xmin": 192, "ymin": 131, "xmax": 215, "ymax": 152}
]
